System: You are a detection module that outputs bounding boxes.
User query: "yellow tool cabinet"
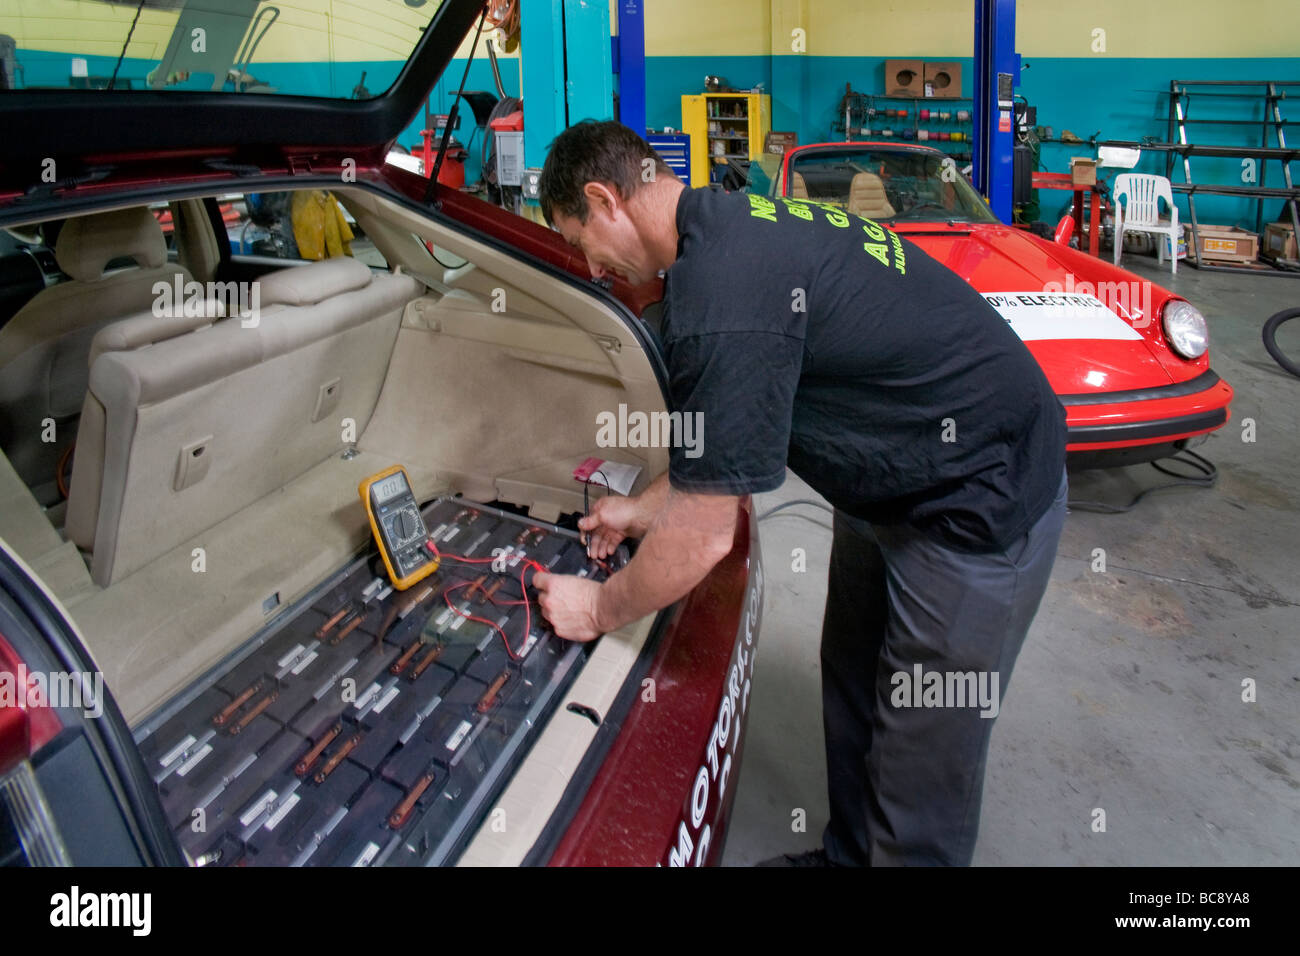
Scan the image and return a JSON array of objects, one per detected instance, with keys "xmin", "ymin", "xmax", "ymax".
[{"xmin": 681, "ymin": 92, "xmax": 772, "ymax": 187}]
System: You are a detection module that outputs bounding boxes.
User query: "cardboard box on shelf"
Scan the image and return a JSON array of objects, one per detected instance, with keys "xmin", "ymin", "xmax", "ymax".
[
  {"xmin": 765, "ymin": 131, "xmax": 798, "ymax": 155},
  {"xmin": 1185, "ymin": 224, "xmax": 1259, "ymax": 264},
  {"xmin": 1070, "ymin": 157, "xmax": 1097, "ymax": 187},
  {"xmin": 924, "ymin": 62, "xmax": 963, "ymax": 98},
  {"xmin": 1262, "ymin": 221, "xmax": 1297, "ymax": 260},
  {"xmin": 884, "ymin": 59, "xmax": 924, "ymax": 96}
]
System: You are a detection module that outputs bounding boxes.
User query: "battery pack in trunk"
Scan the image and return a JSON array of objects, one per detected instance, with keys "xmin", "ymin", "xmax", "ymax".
[{"xmin": 134, "ymin": 496, "xmax": 626, "ymax": 866}]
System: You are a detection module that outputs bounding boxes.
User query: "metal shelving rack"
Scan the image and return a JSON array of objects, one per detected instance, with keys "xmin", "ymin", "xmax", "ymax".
[
  {"xmin": 1103, "ymin": 81, "xmax": 1300, "ymax": 277},
  {"xmin": 706, "ymin": 96, "xmax": 753, "ymax": 161},
  {"xmin": 681, "ymin": 92, "xmax": 770, "ymax": 187}
]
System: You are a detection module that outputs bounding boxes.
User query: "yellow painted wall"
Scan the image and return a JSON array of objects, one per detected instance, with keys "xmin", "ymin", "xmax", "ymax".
[
  {"xmin": 453, "ymin": 25, "xmax": 520, "ymax": 61},
  {"xmin": 2, "ymin": 0, "xmax": 186, "ymax": 61},
  {"xmin": 8, "ymin": 0, "xmax": 1295, "ymax": 71},
  {"xmin": 0, "ymin": 0, "xmax": 504, "ymax": 63},
  {"xmin": 802, "ymin": 0, "xmax": 972, "ymax": 57},
  {"xmin": 647, "ymin": 0, "xmax": 971, "ymax": 57},
  {"xmin": 1017, "ymin": 0, "xmax": 1300, "ymax": 57},
  {"xmin": 646, "ymin": 0, "xmax": 771, "ymax": 56},
  {"xmin": 644, "ymin": 0, "xmax": 1300, "ymax": 59}
]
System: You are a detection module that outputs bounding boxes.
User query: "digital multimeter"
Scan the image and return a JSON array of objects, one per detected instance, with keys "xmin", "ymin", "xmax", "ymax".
[{"xmin": 359, "ymin": 465, "xmax": 440, "ymax": 590}]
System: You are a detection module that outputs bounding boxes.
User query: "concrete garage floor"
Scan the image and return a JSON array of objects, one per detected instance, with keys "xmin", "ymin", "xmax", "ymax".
[{"xmin": 720, "ymin": 252, "xmax": 1300, "ymax": 866}]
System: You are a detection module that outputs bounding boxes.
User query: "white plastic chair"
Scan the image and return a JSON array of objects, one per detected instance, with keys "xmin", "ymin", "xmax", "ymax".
[{"xmin": 1112, "ymin": 173, "xmax": 1181, "ymax": 275}]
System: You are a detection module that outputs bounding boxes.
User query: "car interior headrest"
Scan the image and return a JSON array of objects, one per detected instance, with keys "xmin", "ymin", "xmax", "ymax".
[
  {"xmin": 257, "ymin": 256, "xmax": 373, "ymax": 306},
  {"xmin": 55, "ymin": 206, "xmax": 167, "ymax": 282},
  {"xmin": 87, "ymin": 300, "xmax": 229, "ymax": 367}
]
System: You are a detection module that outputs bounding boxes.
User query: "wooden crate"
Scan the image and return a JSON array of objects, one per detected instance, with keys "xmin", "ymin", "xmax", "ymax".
[
  {"xmin": 1185, "ymin": 224, "xmax": 1259, "ymax": 264},
  {"xmin": 1262, "ymin": 221, "xmax": 1297, "ymax": 261}
]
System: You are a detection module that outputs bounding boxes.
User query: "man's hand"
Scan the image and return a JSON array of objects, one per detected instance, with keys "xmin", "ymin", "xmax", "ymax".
[
  {"xmin": 532, "ymin": 571, "xmax": 605, "ymax": 642},
  {"xmin": 578, "ymin": 493, "xmax": 645, "ymax": 559},
  {"xmin": 537, "ymin": 472, "xmax": 737, "ymax": 644}
]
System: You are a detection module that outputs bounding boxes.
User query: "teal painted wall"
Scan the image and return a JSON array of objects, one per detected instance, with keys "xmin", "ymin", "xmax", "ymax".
[
  {"xmin": 1020, "ymin": 57, "xmax": 1300, "ymax": 228},
  {"xmin": 644, "ymin": 54, "xmax": 771, "ymax": 133},
  {"xmin": 648, "ymin": 53, "xmax": 1300, "ymax": 228},
  {"xmin": 14, "ymin": 39, "xmax": 1299, "ymax": 228}
]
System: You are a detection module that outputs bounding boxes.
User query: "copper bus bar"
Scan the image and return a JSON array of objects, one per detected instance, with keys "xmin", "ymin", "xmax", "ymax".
[
  {"xmin": 328, "ymin": 609, "xmax": 364, "ymax": 645},
  {"xmin": 228, "ymin": 689, "xmax": 278, "ymax": 735},
  {"xmin": 213, "ymin": 679, "xmax": 264, "ymax": 727},
  {"xmin": 409, "ymin": 642, "xmax": 445, "ymax": 680},
  {"xmin": 378, "ymin": 579, "xmax": 437, "ymax": 644},
  {"xmin": 313, "ymin": 733, "xmax": 362, "ymax": 784},
  {"xmin": 388, "ymin": 770, "xmax": 437, "ymax": 829},
  {"xmin": 479, "ymin": 578, "xmax": 505, "ymax": 604},
  {"xmin": 315, "ymin": 606, "xmax": 351, "ymax": 639},
  {"xmin": 294, "ymin": 722, "xmax": 343, "ymax": 777},
  {"xmin": 390, "ymin": 639, "xmax": 424, "ymax": 676},
  {"xmin": 476, "ymin": 670, "xmax": 511, "ymax": 714}
]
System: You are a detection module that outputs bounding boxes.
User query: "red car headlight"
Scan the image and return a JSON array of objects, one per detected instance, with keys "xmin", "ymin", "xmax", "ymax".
[{"xmin": 1162, "ymin": 300, "xmax": 1209, "ymax": 359}]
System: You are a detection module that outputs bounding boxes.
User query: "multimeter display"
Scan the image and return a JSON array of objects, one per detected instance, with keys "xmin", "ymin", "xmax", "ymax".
[
  {"xmin": 372, "ymin": 473, "xmax": 410, "ymax": 506},
  {"xmin": 361, "ymin": 466, "xmax": 438, "ymax": 589}
]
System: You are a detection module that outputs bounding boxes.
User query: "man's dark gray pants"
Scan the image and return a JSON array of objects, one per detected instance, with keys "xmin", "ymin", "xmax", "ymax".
[{"xmin": 820, "ymin": 469, "xmax": 1068, "ymax": 866}]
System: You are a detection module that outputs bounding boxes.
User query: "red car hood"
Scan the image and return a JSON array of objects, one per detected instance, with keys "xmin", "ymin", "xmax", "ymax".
[{"xmin": 897, "ymin": 222, "xmax": 1190, "ymax": 396}]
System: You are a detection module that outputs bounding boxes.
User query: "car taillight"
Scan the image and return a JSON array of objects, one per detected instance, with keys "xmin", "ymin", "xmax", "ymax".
[
  {"xmin": 0, "ymin": 632, "xmax": 62, "ymax": 777},
  {"xmin": 0, "ymin": 758, "xmax": 72, "ymax": 866},
  {"xmin": 0, "ymin": 700, "xmax": 26, "ymax": 775},
  {"xmin": 0, "ymin": 633, "xmax": 71, "ymax": 866}
]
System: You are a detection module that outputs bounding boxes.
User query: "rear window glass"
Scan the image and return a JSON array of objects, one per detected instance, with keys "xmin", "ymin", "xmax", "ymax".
[
  {"xmin": 222, "ymin": 191, "xmax": 388, "ymax": 267},
  {"xmin": 0, "ymin": 0, "xmax": 444, "ymax": 99}
]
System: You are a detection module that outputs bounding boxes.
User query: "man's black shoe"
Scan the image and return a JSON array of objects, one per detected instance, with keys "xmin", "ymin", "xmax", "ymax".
[{"xmin": 755, "ymin": 848, "xmax": 830, "ymax": 867}]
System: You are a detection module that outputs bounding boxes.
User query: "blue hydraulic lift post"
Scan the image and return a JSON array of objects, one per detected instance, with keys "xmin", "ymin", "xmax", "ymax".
[
  {"xmin": 520, "ymin": 0, "xmax": 567, "ymax": 179},
  {"xmin": 972, "ymin": 0, "xmax": 1018, "ymax": 223},
  {"xmin": 562, "ymin": 0, "xmax": 614, "ymax": 124},
  {"xmin": 617, "ymin": 0, "xmax": 646, "ymax": 135},
  {"xmin": 520, "ymin": 0, "xmax": 614, "ymax": 180}
]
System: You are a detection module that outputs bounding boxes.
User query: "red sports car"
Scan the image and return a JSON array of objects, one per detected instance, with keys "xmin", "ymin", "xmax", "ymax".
[
  {"xmin": 0, "ymin": 0, "xmax": 756, "ymax": 867},
  {"xmin": 754, "ymin": 142, "xmax": 1234, "ymax": 467}
]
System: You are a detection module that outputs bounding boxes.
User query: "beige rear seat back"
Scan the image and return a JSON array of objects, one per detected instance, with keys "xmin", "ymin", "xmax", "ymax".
[
  {"xmin": 65, "ymin": 302, "xmax": 228, "ymax": 557},
  {"xmin": 0, "ymin": 206, "xmax": 191, "ymax": 494},
  {"xmin": 66, "ymin": 257, "xmax": 422, "ymax": 586}
]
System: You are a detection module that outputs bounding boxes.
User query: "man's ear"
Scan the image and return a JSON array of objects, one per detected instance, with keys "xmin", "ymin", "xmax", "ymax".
[{"xmin": 582, "ymin": 181, "xmax": 621, "ymax": 220}]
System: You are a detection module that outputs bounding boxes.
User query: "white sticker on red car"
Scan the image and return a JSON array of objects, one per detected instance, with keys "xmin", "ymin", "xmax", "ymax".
[{"xmin": 981, "ymin": 292, "xmax": 1143, "ymax": 341}]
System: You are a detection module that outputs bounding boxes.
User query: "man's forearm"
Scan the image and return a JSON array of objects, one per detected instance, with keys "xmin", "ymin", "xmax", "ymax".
[
  {"xmin": 593, "ymin": 484, "xmax": 737, "ymax": 633},
  {"xmin": 626, "ymin": 470, "xmax": 671, "ymax": 537}
]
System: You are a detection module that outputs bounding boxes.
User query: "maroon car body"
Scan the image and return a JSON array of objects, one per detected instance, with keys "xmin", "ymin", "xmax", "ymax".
[{"xmin": 0, "ymin": 0, "xmax": 758, "ymax": 867}]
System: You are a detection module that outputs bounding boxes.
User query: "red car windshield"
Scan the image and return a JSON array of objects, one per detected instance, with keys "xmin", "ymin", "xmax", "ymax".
[{"xmin": 785, "ymin": 148, "xmax": 998, "ymax": 224}]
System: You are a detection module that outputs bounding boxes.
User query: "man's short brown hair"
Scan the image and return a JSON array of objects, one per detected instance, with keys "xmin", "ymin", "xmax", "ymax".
[{"xmin": 538, "ymin": 119, "xmax": 675, "ymax": 226}]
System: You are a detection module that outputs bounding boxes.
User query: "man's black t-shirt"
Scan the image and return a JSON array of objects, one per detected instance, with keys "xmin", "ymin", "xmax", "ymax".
[{"xmin": 660, "ymin": 185, "xmax": 1067, "ymax": 554}]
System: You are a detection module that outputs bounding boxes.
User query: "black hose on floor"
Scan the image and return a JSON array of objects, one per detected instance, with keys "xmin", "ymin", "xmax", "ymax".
[
  {"xmin": 1067, "ymin": 447, "xmax": 1218, "ymax": 514},
  {"xmin": 1262, "ymin": 307, "xmax": 1300, "ymax": 378},
  {"xmin": 757, "ymin": 447, "xmax": 1221, "ymax": 524}
]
